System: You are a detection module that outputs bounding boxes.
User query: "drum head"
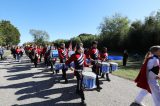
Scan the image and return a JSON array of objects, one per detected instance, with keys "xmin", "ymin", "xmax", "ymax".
[
  {"xmin": 101, "ymin": 62, "xmax": 110, "ymax": 66},
  {"xmin": 82, "ymin": 72, "xmax": 96, "ymax": 79},
  {"xmin": 109, "ymin": 62, "xmax": 118, "ymax": 66}
]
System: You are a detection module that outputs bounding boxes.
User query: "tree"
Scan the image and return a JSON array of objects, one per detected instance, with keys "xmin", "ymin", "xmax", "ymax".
[
  {"xmin": 0, "ymin": 20, "xmax": 20, "ymax": 45},
  {"xmin": 29, "ymin": 29, "xmax": 49, "ymax": 45},
  {"xmin": 99, "ymin": 13, "xmax": 130, "ymax": 50},
  {"xmin": 128, "ymin": 20, "xmax": 144, "ymax": 51}
]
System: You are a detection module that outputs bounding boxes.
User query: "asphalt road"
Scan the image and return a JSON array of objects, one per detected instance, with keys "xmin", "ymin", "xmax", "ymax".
[{"xmin": 0, "ymin": 55, "xmax": 153, "ymax": 106}]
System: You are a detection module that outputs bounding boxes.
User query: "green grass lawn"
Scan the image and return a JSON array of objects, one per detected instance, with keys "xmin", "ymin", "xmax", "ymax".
[
  {"xmin": 112, "ymin": 60, "xmax": 142, "ymax": 80},
  {"xmin": 112, "ymin": 68, "xmax": 139, "ymax": 81},
  {"xmin": 112, "ymin": 59, "xmax": 141, "ymax": 81},
  {"xmin": 111, "ymin": 59, "xmax": 160, "ymax": 84}
]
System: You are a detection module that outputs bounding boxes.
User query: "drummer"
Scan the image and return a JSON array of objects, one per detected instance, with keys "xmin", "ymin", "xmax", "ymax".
[
  {"xmin": 58, "ymin": 43, "xmax": 69, "ymax": 83},
  {"xmin": 100, "ymin": 47, "xmax": 111, "ymax": 81},
  {"xmin": 66, "ymin": 44, "xmax": 89, "ymax": 103},
  {"xmin": 89, "ymin": 41, "xmax": 102, "ymax": 92}
]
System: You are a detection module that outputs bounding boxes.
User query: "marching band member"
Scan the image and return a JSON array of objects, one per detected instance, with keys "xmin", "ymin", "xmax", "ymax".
[
  {"xmin": 24, "ymin": 45, "xmax": 29, "ymax": 56},
  {"xmin": 42, "ymin": 45, "xmax": 48, "ymax": 65},
  {"xmin": 89, "ymin": 41, "xmax": 102, "ymax": 92},
  {"xmin": 49, "ymin": 44, "xmax": 57, "ymax": 73},
  {"xmin": 0, "ymin": 46, "xmax": 4, "ymax": 60},
  {"xmin": 58, "ymin": 43, "xmax": 69, "ymax": 83},
  {"xmin": 38, "ymin": 45, "xmax": 43, "ymax": 62},
  {"xmin": 33, "ymin": 45, "xmax": 40, "ymax": 68},
  {"xmin": 16, "ymin": 46, "xmax": 22, "ymax": 62},
  {"xmin": 134, "ymin": 52, "xmax": 152, "ymax": 106},
  {"xmin": 66, "ymin": 44, "xmax": 89, "ymax": 103},
  {"xmin": 28, "ymin": 45, "xmax": 34, "ymax": 62},
  {"xmin": 100, "ymin": 47, "xmax": 111, "ymax": 81},
  {"xmin": 135, "ymin": 46, "xmax": 160, "ymax": 106},
  {"xmin": 11, "ymin": 46, "xmax": 16, "ymax": 59}
]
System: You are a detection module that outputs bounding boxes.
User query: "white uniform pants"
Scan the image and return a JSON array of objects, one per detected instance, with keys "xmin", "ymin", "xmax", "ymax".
[
  {"xmin": 135, "ymin": 89, "xmax": 148, "ymax": 103},
  {"xmin": 148, "ymin": 71, "xmax": 160, "ymax": 106}
]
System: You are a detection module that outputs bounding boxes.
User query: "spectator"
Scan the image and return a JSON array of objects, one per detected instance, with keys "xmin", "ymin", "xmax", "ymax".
[
  {"xmin": 123, "ymin": 50, "xmax": 128, "ymax": 66},
  {"xmin": 0, "ymin": 46, "xmax": 4, "ymax": 60}
]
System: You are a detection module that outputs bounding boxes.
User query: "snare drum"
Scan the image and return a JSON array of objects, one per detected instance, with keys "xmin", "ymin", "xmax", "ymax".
[
  {"xmin": 55, "ymin": 63, "xmax": 68, "ymax": 70},
  {"xmin": 86, "ymin": 59, "xmax": 91, "ymax": 64},
  {"xmin": 100, "ymin": 62, "xmax": 110, "ymax": 73},
  {"xmin": 82, "ymin": 71, "xmax": 97, "ymax": 89},
  {"xmin": 109, "ymin": 62, "xmax": 118, "ymax": 71},
  {"xmin": 70, "ymin": 62, "xmax": 75, "ymax": 68}
]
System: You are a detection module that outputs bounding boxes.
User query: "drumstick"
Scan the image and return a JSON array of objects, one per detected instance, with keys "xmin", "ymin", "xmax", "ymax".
[
  {"xmin": 70, "ymin": 67, "xmax": 74, "ymax": 71},
  {"xmin": 156, "ymin": 74, "xmax": 160, "ymax": 80}
]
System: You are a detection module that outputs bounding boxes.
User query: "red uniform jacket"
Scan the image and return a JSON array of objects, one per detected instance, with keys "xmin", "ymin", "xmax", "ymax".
[
  {"xmin": 42, "ymin": 47, "xmax": 47, "ymax": 55},
  {"xmin": 16, "ymin": 49, "xmax": 22, "ymax": 54},
  {"xmin": 84, "ymin": 50, "xmax": 90, "ymax": 59},
  {"xmin": 37, "ymin": 48, "xmax": 42, "ymax": 55},
  {"xmin": 58, "ymin": 48, "xmax": 68, "ymax": 60},
  {"xmin": 28, "ymin": 47, "xmax": 33, "ymax": 52},
  {"xmin": 66, "ymin": 53, "xmax": 89, "ymax": 69},
  {"xmin": 89, "ymin": 47, "xmax": 99, "ymax": 60},
  {"xmin": 100, "ymin": 53, "xmax": 108, "ymax": 61},
  {"xmin": 135, "ymin": 58, "xmax": 152, "ymax": 93},
  {"xmin": 33, "ymin": 48, "xmax": 41, "ymax": 55}
]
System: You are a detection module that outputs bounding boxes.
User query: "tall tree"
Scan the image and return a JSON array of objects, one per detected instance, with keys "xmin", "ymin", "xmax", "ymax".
[
  {"xmin": 99, "ymin": 13, "xmax": 130, "ymax": 50},
  {"xmin": 0, "ymin": 20, "xmax": 20, "ymax": 45},
  {"xmin": 29, "ymin": 29, "xmax": 49, "ymax": 45}
]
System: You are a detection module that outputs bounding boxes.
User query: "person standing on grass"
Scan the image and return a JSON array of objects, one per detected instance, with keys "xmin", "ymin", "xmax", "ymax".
[
  {"xmin": 123, "ymin": 50, "xmax": 128, "ymax": 66},
  {"xmin": 134, "ymin": 46, "xmax": 160, "ymax": 106},
  {"xmin": 0, "ymin": 46, "xmax": 4, "ymax": 60}
]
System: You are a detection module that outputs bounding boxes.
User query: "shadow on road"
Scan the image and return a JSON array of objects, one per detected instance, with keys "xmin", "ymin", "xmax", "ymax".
[{"xmin": 0, "ymin": 59, "xmax": 83, "ymax": 106}]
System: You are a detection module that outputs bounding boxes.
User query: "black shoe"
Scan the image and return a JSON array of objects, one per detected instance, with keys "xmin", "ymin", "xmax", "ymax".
[
  {"xmin": 56, "ymin": 70, "xmax": 59, "ymax": 73},
  {"xmin": 81, "ymin": 99, "xmax": 86, "ymax": 104},
  {"xmin": 96, "ymin": 87, "xmax": 102, "ymax": 92},
  {"xmin": 65, "ymin": 79, "xmax": 68, "ymax": 83},
  {"xmin": 106, "ymin": 78, "xmax": 111, "ymax": 82},
  {"xmin": 101, "ymin": 74, "xmax": 104, "ymax": 78}
]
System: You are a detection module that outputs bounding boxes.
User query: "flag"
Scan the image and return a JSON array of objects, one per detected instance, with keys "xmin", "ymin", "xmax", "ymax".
[{"xmin": 68, "ymin": 41, "xmax": 72, "ymax": 51}]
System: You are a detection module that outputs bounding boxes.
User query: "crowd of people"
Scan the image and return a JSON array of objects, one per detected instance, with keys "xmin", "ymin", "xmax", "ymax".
[
  {"xmin": 10, "ymin": 46, "xmax": 24, "ymax": 62},
  {"xmin": 22, "ymin": 41, "xmax": 112, "ymax": 103},
  {"xmin": 8, "ymin": 42, "xmax": 160, "ymax": 106}
]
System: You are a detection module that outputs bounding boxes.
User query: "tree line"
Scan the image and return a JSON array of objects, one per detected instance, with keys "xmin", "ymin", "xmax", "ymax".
[
  {"xmin": 26, "ymin": 10, "xmax": 160, "ymax": 54},
  {"xmin": 54, "ymin": 10, "xmax": 160, "ymax": 54}
]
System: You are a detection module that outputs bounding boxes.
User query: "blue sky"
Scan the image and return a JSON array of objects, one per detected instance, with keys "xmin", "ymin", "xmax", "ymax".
[{"xmin": 0, "ymin": 0, "xmax": 160, "ymax": 44}]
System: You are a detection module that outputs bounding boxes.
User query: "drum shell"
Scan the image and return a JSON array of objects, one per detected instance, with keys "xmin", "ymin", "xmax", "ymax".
[
  {"xmin": 109, "ymin": 62, "xmax": 118, "ymax": 71},
  {"xmin": 100, "ymin": 62, "xmax": 110, "ymax": 73},
  {"xmin": 82, "ymin": 72, "xmax": 96, "ymax": 89},
  {"xmin": 55, "ymin": 63, "xmax": 68, "ymax": 70}
]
